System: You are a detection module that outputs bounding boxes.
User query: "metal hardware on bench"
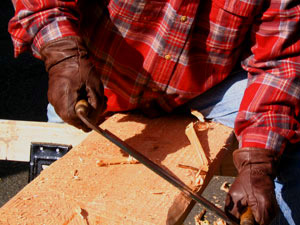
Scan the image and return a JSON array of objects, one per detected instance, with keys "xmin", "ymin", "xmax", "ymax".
[{"xmin": 29, "ymin": 143, "xmax": 72, "ymax": 182}]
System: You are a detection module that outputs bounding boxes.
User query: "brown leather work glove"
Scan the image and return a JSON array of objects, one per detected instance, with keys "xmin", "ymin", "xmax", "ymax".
[
  {"xmin": 225, "ymin": 148, "xmax": 279, "ymax": 225},
  {"xmin": 40, "ymin": 36, "xmax": 107, "ymax": 131}
]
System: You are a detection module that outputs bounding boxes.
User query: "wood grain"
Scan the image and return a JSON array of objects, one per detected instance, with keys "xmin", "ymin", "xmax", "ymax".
[
  {"xmin": 0, "ymin": 120, "xmax": 88, "ymax": 161},
  {"xmin": 0, "ymin": 113, "xmax": 236, "ymax": 225}
]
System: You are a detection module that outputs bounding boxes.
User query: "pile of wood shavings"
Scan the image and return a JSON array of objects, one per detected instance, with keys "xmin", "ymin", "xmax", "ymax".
[{"xmin": 194, "ymin": 209, "xmax": 227, "ymax": 225}]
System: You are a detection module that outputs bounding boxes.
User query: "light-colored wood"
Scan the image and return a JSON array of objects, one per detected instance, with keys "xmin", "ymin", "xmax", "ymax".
[
  {"xmin": 0, "ymin": 120, "xmax": 89, "ymax": 162},
  {"xmin": 185, "ymin": 122, "xmax": 209, "ymax": 166},
  {"xmin": 0, "ymin": 113, "xmax": 235, "ymax": 225}
]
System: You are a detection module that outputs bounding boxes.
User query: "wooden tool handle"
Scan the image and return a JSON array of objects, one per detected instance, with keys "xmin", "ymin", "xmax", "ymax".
[
  {"xmin": 240, "ymin": 207, "xmax": 255, "ymax": 225},
  {"xmin": 75, "ymin": 99, "xmax": 90, "ymax": 117}
]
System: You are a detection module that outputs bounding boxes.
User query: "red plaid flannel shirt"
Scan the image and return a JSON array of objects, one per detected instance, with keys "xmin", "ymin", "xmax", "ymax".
[{"xmin": 9, "ymin": 0, "xmax": 300, "ymax": 153}]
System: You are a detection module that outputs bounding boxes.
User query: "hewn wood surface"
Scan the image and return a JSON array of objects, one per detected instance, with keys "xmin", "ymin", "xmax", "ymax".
[
  {"xmin": 0, "ymin": 120, "xmax": 88, "ymax": 161},
  {"xmin": 0, "ymin": 113, "xmax": 235, "ymax": 225}
]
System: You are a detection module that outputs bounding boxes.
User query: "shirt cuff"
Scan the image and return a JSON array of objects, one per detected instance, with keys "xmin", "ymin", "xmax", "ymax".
[
  {"xmin": 32, "ymin": 20, "xmax": 79, "ymax": 59},
  {"xmin": 238, "ymin": 126, "xmax": 289, "ymax": 155}
]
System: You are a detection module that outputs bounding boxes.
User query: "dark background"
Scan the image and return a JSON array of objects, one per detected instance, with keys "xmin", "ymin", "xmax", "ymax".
[
  {"xmin": 0, "ymin": 0, "xmax": 48, "ymax": 122},
  {"xmin": 0, "ymin": 0, "xmax": 48, "ymax": 207}
]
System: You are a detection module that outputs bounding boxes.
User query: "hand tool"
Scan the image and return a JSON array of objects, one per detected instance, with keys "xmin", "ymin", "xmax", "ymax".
[
  {"xmin": 75, "ymin": 100, "xmax": 252, "ymax": 225},
  {"xmin": 240, "ymin": 208, "xmax": 255, "ymax": 225}
]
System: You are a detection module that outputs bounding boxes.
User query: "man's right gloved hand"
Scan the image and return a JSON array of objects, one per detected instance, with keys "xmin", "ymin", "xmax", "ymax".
[
  {"xmin": 225, "ymin": 148, "xmax": 279, "ymax": 225},
  {"xmin": 40, "ymin": 36, "xmax": 107, "ymax": 131}
]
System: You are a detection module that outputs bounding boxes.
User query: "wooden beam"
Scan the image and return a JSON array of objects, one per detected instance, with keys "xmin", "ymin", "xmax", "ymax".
[
  {"xmin": 0, "ymin": 113, "xmax": 236, "ymax": 224},
  {"xmin": 0, "ymin": 120, "xmax": 88, "ymax": 162}
]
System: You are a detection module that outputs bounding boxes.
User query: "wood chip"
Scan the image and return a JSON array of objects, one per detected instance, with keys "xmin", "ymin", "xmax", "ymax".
[
  {"xmin": 194, "ymin": 175, "xmax": 204, "ymax": 187},
  {"xmin": 197, "ymin": 219, "xmax": 210, "ymax": 225},
  {"xmin": 195, "ymin": 209, "xmax": 208, "ymax": 225},
  {"xmin": 72, "ymin": 169, "xmax": 80, "ymax": 180},
  {"xmin": 177, "ymin": 164, "xmax": 199, "ymax": 171},
  {"xmin": 42, "ymin": 165, "xmax": 49, "ymax": 170},
  {"xmin": 215, "ymin": 203, "xmax": 222, "ymax": 209},
  {"xmin": 213, "ymin": 218, "xmax": 227, "ymax": 225},
  {"xmin": 96, "ymin": 158, "xmax": 140, "ymax": 167},
  {"xmin": 196, "ymin": 166, "xmax": 209, "ymax": 175},
  {"xmin": 151, "ymin": 192, "xmax": 164, "ymax": 195},
  {"xmin": 191, "ymin": 110, "xmax": 205, "ymax": 122},
  {"xmin": 220, "ymin": 182, "xmax": 231, "ymax": 193},
  {"xmin": 194, "ymin": 121, "xmax": 210, "ymax": 131},
  {"xmin": 73, "ymin": 170, "xmax": 79, "ymax": 176}
]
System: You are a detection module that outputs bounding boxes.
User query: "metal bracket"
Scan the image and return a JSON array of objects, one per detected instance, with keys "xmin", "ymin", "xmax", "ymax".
[{"xmin": 29, "ymin": 142, "xmax": 72, "ymax": 182}]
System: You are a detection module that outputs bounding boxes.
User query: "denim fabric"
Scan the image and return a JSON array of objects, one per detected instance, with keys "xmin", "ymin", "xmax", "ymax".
[
  {"xmin": 184, "ymin": 70, "xmax": 248, "ymax": 128},
  {"xmin": 271, "ymin": 145, "xmax": 300, "ymax": 225},
  {"xmin": 47, "ymin": 103, "xmax": 63, "ymax": 123},
  {"xmin": 47, "ymin": 70, "xmax": 299, "ymax": 224},
  {"xmin": 185, "ymin": 70, "xmax": 300, "ymax": 225}
]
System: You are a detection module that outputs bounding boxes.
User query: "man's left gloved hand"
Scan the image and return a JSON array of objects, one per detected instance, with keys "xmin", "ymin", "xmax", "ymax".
[
  {"xmin": 225, "ymin": 148, "xmax": 279, "ymax": 225},
  {"xmin": 40, "ymin": 36, "xmax": 107, "ymax": 132}
]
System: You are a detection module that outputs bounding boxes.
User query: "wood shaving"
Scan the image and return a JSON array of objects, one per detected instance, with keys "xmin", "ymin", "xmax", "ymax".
[
  {"xmin": 185, "ymin": 122, "xmax": 209, "ymax": 166},
  {"xmin": 191, "ymin": 110, "xmax": 205, "ymax": 122},
  {"xmin": 73, "ymin": 170, "xmax": 79, "ymax": 176},
  {"xmin": 177, "ymin": 163, "xmax": 208, "ymax": 189},
  {"xmin": 215, "ymin": 203, "xmax": 222, "ymax": 208},
  {"xmin": 196, "ymin": 219, "xmax": 210, "ymax": 225},
  {"xmin": 42, "ymin": 165, "xmax": 49, "ymax": 170},
  {"xmin": 196, "ymin": 166, "xmax": 209, "ymax": 175},
  {"xmin": 96, "ymin": 158, "xmax": 140, "ymax": 167},
  {"xmin": 213, "ymin": 218, "xmax": 227, "ymax": 225},
  {"xmin": 72, "ymin": 169, "xmax": 80, "ymax": 180},
  {"xmin": 220, "ymin": 182, "xmax": 231, "ymax": 193},
  {"xmin": 127, "ymin": 155, "xmax": 134, "ymax": 162},
  {"xmin": 195, "ymin": 209, "xmax": 207, "ymax": 225},
  {"xmin": 194, "ymin": 121, "xmax": 210, "ymax": 131},
  {"xmin": 194, "ymin": 175, "xmax": 204, "ymax": 187},
  {"xmin": 177, "ymin": 163, "xmax": 199, "ymax": 171}
]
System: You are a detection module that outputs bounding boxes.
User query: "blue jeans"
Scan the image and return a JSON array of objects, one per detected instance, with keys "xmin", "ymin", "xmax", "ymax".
[
  {"xmin": 48, "ymin": 70, "xmax": 299, "ymax": 224},
  {"xmin": 186, "ymin": 70, "xmax": 300, "ymax": 225},
  {"xmin": 47, "ymin": 104, "xmax": 64, "ymax": 123}
]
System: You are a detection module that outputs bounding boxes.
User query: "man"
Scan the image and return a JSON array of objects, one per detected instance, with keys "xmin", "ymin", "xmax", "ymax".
[{"xmin": 8, "ymin": 0, "xmax": 300, "ymax": 224}]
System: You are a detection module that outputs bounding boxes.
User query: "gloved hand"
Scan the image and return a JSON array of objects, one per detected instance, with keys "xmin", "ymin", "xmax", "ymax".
[
  {"xmin": 40, "ymin": 36, "xmax": 107, "ymax": 131},
  {"xmin": 225, "ymin": 148, "xmax": 279, "ymax": 225}
]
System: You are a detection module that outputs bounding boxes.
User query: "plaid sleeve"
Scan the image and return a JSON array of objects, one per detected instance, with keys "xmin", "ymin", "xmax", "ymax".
[
  {"xmin": 8, "ymin": 0, "xmax": 80, "ymax": 58},
  {"xmin": 235, "ymin": 0, "xmax": 300, "ymax": 154}
]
